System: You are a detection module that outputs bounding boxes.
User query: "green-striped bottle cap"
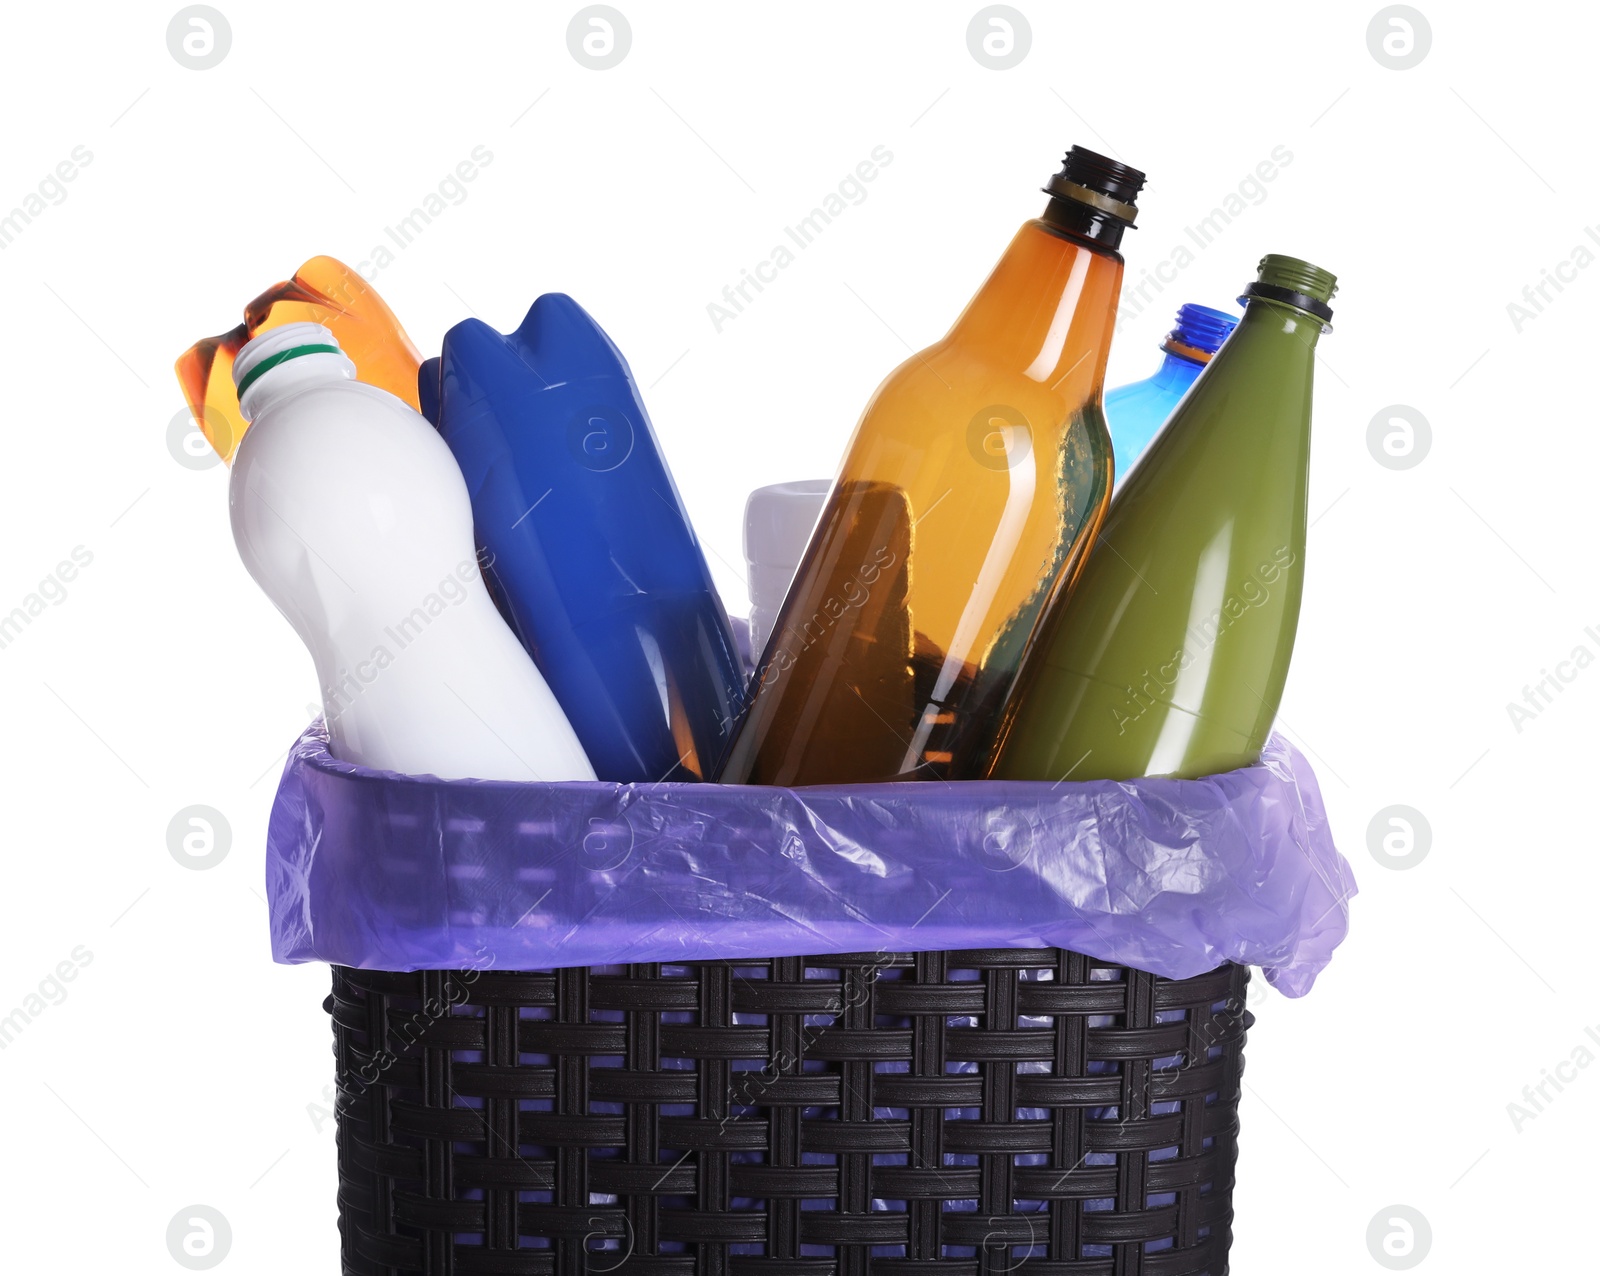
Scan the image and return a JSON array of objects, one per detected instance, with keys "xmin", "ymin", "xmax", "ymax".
[
  {"xmin": 235, "ymin": 343, "xmax": 341, "ymax": 396},
  {"xmin": 233, "ymin": 322, "xmax": 350, "ymax": 407}
]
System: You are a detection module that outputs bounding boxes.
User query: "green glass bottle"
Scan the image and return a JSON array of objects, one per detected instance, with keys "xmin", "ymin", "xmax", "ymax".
[{"xmin": 990, "ymin": 254, "xmax": 1337, "ymax": 782}]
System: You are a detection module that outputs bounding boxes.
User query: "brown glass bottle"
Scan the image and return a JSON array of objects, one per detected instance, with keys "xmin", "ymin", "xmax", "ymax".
[{"xmin": 718, "ymin": 147, "xmax": 1142, "ymax": 785}]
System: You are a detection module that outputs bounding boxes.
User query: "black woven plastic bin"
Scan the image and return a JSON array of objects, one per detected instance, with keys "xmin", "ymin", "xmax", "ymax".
[{"xmin": 327, "ymin": 950, "xmax": 1252, "ymax": 1275}]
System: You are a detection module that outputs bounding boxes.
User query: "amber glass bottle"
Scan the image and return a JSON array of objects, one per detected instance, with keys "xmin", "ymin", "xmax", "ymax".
[{"xmin": 718, "ymin": 147, "xmax": 1142, "ymax": 784}]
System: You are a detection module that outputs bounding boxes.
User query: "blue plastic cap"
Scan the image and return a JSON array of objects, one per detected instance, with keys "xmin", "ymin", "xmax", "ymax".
[{"xmin": 1167, "ymin": 303, "xmax": 1239, "ymax": 356}]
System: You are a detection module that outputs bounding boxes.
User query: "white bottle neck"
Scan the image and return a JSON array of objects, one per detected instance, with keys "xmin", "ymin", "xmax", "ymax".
[{"xmin": 238, "ymin": 352, "xmax": 357, "ymax": 422}]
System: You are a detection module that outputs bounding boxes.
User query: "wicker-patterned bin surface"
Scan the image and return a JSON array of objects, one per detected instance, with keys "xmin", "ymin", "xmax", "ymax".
[{"xmin": 329, "ymin": 949, "xmax": 1252, "ymax": 1275}]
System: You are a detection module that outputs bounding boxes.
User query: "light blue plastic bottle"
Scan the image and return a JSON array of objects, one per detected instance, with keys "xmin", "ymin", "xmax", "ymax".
[{"xmin": 1105, "ymin": 303, "xmax": 1238, "ymax": 484}]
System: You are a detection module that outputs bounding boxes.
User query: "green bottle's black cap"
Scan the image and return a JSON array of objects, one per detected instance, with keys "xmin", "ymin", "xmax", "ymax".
[
  {"xmin": 1240, "ymin": 254, "xmax": 1338, "ymax": 328},
  {"xmin": 1043, "ymin": 146, "xmax": 1145, "ymax": 227}
]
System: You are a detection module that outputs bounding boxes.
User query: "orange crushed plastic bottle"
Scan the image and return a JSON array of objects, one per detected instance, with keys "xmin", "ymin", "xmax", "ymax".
[{"xmin": 174, "ymin": 256, "xmax": 422, "ymax": 463}]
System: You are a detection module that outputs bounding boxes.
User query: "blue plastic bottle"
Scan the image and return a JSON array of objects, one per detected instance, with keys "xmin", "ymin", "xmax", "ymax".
[
  {"xmin": 419, "ymin": 295, "xmax": 745, "ymax": 783},
  {"xmin": 1105, "ymin": 303, "xmax": 1238, "ymax": 484}
]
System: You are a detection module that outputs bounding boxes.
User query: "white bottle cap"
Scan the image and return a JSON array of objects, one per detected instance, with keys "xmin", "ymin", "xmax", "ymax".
[
  {"xmin": 744, "ymin": 480, "xmax": 830, "ymax": 568},
  {"xmin": 744, "ymin": 480, "xmax": 830, "ymax": 656},
  {"xmin": 234, "ymin": 322, "xmax": 356, "ymax": 421}
]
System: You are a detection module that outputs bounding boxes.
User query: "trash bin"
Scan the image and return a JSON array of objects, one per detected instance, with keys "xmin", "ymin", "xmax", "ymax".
[
  {"xmin": 328, "ymin": 951, "xmax": 1250, "ymax": 1274},
  {"xmin": 268, "ymin": 719, "xmax": 1350, "ymax": 1276}
]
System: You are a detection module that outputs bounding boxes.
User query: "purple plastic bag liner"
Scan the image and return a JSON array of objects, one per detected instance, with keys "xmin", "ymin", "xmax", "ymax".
[{"xmin": 267, "ymin": 720, "xmax": 1355, "ymax": 995}]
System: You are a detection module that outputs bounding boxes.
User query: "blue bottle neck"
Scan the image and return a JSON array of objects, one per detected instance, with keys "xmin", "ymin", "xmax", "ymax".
[{"xmin": 1149, "ymin": 345, "xmax": 1207, "ymax": 392}]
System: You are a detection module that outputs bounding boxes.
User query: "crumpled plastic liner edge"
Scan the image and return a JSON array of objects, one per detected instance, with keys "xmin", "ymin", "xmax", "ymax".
[{"xmin": 266, "ymin": 719, "xmax": 1356, "ymax": 995}]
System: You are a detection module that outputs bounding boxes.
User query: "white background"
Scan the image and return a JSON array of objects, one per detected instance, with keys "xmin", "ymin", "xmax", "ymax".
[{"xmin": 0, "ymin": 1, "xmax": 1592, "ymax": 1271}]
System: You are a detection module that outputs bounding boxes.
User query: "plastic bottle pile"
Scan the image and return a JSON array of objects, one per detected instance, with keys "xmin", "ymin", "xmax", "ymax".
[{"xmin": 178, "ymin": 144, "xmax": 1336, "ymax": 790}]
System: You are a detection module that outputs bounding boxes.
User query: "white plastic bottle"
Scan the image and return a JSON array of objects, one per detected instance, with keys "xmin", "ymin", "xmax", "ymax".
[
  {"xmin": 743, "ymin": 479, "xmax": 830, "ymax": 657},
  {"xmin": 228, "ymin": 323, "xmax": 596, "ymax": 782}
]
